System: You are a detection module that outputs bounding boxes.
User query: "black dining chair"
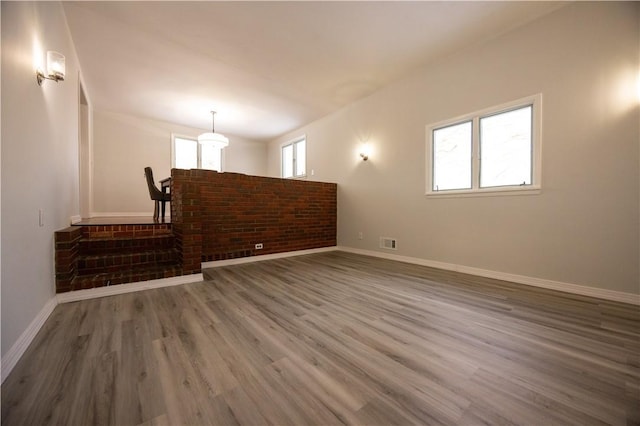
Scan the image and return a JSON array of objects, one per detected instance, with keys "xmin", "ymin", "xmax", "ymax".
[{"xmin": 144, "ymin": 167, "xmax": 171, "ymax": 221}]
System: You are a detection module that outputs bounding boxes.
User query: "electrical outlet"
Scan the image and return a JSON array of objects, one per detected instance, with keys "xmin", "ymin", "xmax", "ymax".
[
  {"xmin": 358, "ymin": 232, "xmax": 363, "ymax": 240},
  {"xmin": 255, "ymin": 243, "xmax": 263, "ymax": 250}
]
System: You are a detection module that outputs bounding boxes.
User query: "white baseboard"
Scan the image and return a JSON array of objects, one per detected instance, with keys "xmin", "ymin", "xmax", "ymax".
[
  {"xmin": 336, "ymin": 246, "xmax": 639, "ymax": 305},
  {"xmin": 204, "ymin": 245, "xmax": 638, "ymax": 305},
  {"xmin": 202, "ymin": 246, "xmax": 337, "ymax": 268},
  {"xmin": 70, "ymin": 215, "xmax": 82, "ymax": 224},
  {"xmin": 1, "ymin": 297, "xmax": 58, "ymax": 384},
  {"xmin": 57, "ymin": 273, "xmax": 204, "ymax": 304}
]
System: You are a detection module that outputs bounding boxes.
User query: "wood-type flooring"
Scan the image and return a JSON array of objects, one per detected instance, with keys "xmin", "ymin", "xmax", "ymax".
[{"xmin": 2, "ymin": 251, "xmax": 639, "ymax": 425}]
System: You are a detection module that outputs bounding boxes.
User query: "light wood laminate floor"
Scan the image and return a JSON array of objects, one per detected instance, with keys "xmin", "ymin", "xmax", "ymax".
[{"xmin": 2, "ymin": 252, "xmax": 639, "ymax": 425}]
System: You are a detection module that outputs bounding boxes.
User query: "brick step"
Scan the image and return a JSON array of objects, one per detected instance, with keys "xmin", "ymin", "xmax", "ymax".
[
  {"xmin": 81, "ymin": 223, "xmax": 172, "ymax": 240},
  {"xmin": 71, "ymin": 264, "xmax": 184, "ymax": 291},
  {"xmin": 77, "ymin": 249, "xmax": 179, "ymax": 275},
  {"xmin": 79, "ymin": 235, "xmax": 176, "ymax": 255}
]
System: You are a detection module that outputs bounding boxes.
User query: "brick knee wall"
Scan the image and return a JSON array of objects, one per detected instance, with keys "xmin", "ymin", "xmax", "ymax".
[{"xmin": 171, "ymin": 169, "xmax": 337, "ymax": 263}]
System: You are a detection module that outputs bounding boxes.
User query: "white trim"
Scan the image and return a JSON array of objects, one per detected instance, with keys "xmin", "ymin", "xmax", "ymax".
[
  {"xmin": 89, "ymin": 212, "xmax": 152, "ymax": 218},
  {"xmin": 56, "ymin": 273, "xmax": 204, "ymax": 304},
  {"xmin": 1, "ymin": 297, "xmax": 58, "ymax": 384},
  {"xmin": 426, "ymin": 186, "xmax": 542, "ymax": 199},
  {"xmin": 206, "ymin": 246, "xmax": 638, "ymax": 304},
  {"xmin": 70, "ymin": 215, "xmax": 82, "ymax": 224},
  {"xmin": 202, "ymin": 246, "xmax": 336, "ymax": 268},
  {"xmin": 336, "ymin": 246, "xmax": 639, "ymax": 306}
]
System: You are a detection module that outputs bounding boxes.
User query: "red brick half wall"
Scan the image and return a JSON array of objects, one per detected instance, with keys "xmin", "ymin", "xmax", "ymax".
[{"xmin": 171, "ymin": 169, "xmax": 337, "ymax": 264}]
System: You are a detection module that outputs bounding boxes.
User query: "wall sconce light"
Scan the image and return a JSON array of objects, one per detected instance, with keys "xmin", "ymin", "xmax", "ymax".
[
  {"xmin": 36, "ymin": 51, "xmax": 65, "ymax": 86},
  {"xmin": 360, "ymin": 143, "xmax": 371, "ymax": 161},
  {"xmin": 198, "ymin": 111, "xmax": 229, "ymax": 148}
]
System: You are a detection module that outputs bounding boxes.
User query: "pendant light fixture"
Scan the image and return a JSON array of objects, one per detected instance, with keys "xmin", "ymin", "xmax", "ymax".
[{"xmin": 198, "ymin": 111, "xmax": 229, "ymax": 148}]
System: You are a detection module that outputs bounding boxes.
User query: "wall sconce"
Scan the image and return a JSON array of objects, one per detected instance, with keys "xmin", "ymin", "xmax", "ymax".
[
  {"xmin": 360, "ymin": 143, "xmax": 371, "ymax": 161},
  {"xmin": 36, "ymin": 51, "xmax": 65, "ymax": 86}
]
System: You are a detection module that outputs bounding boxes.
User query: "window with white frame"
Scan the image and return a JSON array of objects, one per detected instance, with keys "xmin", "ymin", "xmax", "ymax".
[
  {"xmin": 172, "ymin": 135, "xmax": 223, "ymax": 171},
  {"xmin": 281, "ymin": 136, "xmax": 306, "ymax": 178},
  {"xmin": 426, "ymin": 94, "xmax": 541, "ymax": 196}
]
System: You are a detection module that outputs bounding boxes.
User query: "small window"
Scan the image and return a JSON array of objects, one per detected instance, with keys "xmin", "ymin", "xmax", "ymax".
[
  {"xmin": 282, "ymin": 136, "xmax": 306, "ymax": 178},
  {"xmin": 200, "ymin": 142, "xmax": 222, "ymax": 171},
  {"xmin": 172, "ymin": 135, "xmax": 224, "ymax": 171},
  {"xmin": 480, "ymin": 105, "xmax": 532, "ymax": 188},
  {"xmin": 173, "ymin": 137, "xmax": 198, "ymax": 169},
  {"xmin": 426, "ymin": 94, "xmax": 541, "ymax": 197},
  {"xmin": 433, "ymin": 121, "xmax": 472, "ymax": 191}
]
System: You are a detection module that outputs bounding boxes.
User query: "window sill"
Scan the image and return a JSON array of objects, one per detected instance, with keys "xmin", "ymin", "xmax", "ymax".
[{"xmin": 425, "ymin": 186, "xmax": 541, "ymax": 199}]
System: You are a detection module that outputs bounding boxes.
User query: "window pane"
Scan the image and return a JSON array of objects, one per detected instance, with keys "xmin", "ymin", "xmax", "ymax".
[
  {"xmin": 175, "ymin": 138, "xmax": 197, "ymax": 169},
  {"xmin": 201, "ymin": 144, "xmax": 222, "ymax": 171},
  {"xmin": 480, "ymin": 105, "xmax": 532, "ymax": 188},
  {"xmin": 432, "ymin": 121, "xmax": 472, "ymax": 191},
  {"xmin": 295, "ymin": 139, "xmax": 306, "ymax": 176},
  {"xmin": 282, "ymin": 144, "xmax": 293, "ymax": 178}
]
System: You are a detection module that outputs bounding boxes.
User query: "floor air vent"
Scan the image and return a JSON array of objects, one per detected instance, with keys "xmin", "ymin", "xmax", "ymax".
[{"xmin": 380, "ymin": 237, "xmax": 397, "ymax": 250}]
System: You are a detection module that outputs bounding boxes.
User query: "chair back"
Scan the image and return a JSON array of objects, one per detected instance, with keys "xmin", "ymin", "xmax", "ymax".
[{"xmin": 144, "ymin": 167, "xmax": 163, "ymax": 200}]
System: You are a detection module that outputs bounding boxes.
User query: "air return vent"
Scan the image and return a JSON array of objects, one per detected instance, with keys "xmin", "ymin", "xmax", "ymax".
[{"xmin": 380, "ymin": 237, "xmax": 397, "ymax": 250}]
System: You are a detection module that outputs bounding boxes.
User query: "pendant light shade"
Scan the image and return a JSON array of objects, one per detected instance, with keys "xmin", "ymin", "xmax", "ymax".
[{"xmin": 198, "ymin": 111, "xmax": 229, "ymax": 148}]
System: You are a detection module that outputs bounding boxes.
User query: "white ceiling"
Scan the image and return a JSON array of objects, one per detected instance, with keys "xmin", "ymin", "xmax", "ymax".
[{"xmin": 63, "ymin": 1, "xmax": 564, "ymax": 141}]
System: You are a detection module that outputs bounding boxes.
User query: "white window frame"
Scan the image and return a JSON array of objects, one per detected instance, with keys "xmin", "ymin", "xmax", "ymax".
[
  {"xmin": 281, "ymin": 135, "xmax": 306, "ymax": 179},
  {"xmin": 171, "ymin": 133, "xmax": 225, "ymax": 171},
  {"xmin": 425, "ymin": 94, "xmax": 542, "ymax": 198}
]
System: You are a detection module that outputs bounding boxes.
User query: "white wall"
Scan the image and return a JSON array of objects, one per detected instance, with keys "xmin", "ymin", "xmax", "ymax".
[
  {"xmin": 78, "ymin": 89, "xmax": 92, "ymax": 219},
  {"xmin": 224, "ymin": 132, "xmax": 268, "ymax": 178},
  {"xmin": 1, "ymin": 1, "xmax": 82, "ymax": 357},
  {"xmin": 268, "ymin": 2, "xmax": 640, "ymax": 295},
  {"xmin": 92, "ymin": 110, "xmax": 267, "ymax": 215}
]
